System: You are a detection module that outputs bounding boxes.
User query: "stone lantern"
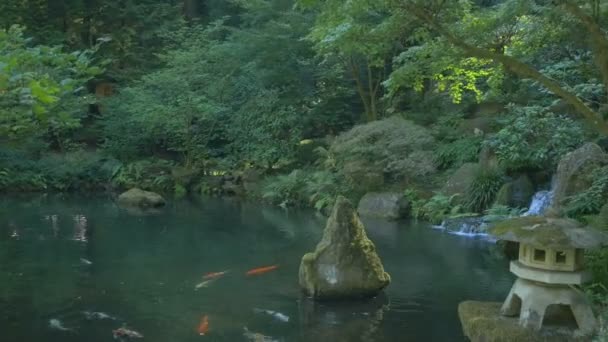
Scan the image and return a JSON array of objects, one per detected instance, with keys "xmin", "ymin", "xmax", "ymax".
[{"xmin": 488, "ymin": 216, "xmax": 608, "ymax": 337}]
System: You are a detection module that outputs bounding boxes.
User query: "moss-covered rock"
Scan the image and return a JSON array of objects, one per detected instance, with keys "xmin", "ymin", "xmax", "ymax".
[
  {"xmin": 458, "ymin": 301, "xmax": 590, "ymax": 342},
  {"xmin": 357, "ymin": 192, "xmax": 410, "ymax": 220},
  {"xmin": 299, "ymin": 196, "xmax": 390, "ymax": 300},
  {"xmin": 117, "ymin": 188, "xmax": 166, "ymax": 208},
  {"xmin": 442, "ymin": 163, "xmax": 480, "ymax": 198},
  {"xmin": 552, "ymin": 143, "xmax": 608, "ymax": 214},
  {"xmin": 494, "ymin": 175, "xmax": 535, "ymax": 208}
]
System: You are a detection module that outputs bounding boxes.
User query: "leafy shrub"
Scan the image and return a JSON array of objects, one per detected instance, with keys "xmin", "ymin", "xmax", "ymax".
[
  {"xmin": 330, "ymin": 116, "xmax": 436, "ymax": 183},
  {"xmin": 406, "ymin": 190, "xmax": 463, "ymax": 224},
  {"xmin": 261, "ymin": 170, "xmax": 309, "ymax": 207},
  {"xmin": 435, "ymin": 136, "xmax": 483, "ymax": 169},
  {"xmin": 303, "ymin": 170, "xmax": 353, "ymax": 212},
  {"xmin": 112, "ymin": 159, "xmax": 176, "ymax": 193},
  {"xmin": 0, "ymin": 149, "xmax": 116, "ymax": 192},
  {"xmin": 465, "ymin": 168, "xmax": 504, "ymax": 212},
  {"xmin": 565, "ymin": 166, "xmax": 608, "ymax": 218},
  {"xmin": 261, "ymin": 169, "xmax": 353, "ymax": 212},
  {"xmin": 489, "ymin": 105, "xmax": 586, "ymax": 171}
]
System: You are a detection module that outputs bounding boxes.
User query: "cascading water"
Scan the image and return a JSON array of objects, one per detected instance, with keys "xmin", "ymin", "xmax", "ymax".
[
  {"xmin": 436, "ymin": 186, "xmax": 555, "ymax": 237},
  {"xmin": 522, "ymin": 190, "xmax": 554, "ymax": 216}
]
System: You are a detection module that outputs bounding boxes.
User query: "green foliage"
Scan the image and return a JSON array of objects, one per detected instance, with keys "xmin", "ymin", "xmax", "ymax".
[
  {"xmin": 111, "ymin": 159, "xmax": 175, "ymax": 193},
  {"xmin": 261, "ymin": 169, "xmax": 352, "ymax": 211},
  {"xmin": 330, "ymin": 116, "xmax": 436, "ymax": 182},
  {"xmin": 406, "ymin": 190, "xmax": 463, "ymax": 224},
  {"xmin": 0, "ymin": 149, "xmax": 115, "ymax": 191},
  {"xmin": 565, "ymin": 166, "xmax": 608, "ymax": 218},
  {"xmin": 0, "ymin": 26, "xmax": 100, "ymax": 143},
  {"xmin": 465, "ymin": 168, "xmax": 504, "ymax": 213},
  {"xmin": 435, "ymin": 135, "xmax": 483, "ymax": 169},
  {"xmin": 489, "ymin": 105, "xmax": 587, "ymax": 171}
]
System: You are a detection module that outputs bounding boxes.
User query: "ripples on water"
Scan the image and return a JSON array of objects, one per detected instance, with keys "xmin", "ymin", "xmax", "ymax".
[{"xmin": 0, "ymin": 195, "xmax": 514, "ymax": 342}]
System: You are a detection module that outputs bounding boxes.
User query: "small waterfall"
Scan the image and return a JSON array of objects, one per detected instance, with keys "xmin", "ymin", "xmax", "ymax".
[
  {"xmin": 522, "ymin": 190, "xmax": 554, "ymax": 216},
  {"xmin": 433, "ymin": 216, "xmax": 490, "ymax": 238}
]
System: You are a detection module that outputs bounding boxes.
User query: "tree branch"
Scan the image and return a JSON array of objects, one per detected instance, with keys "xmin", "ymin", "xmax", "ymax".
[{"xmin": 404, "ymin": 3, "xmax": 608, "ymax": 135}]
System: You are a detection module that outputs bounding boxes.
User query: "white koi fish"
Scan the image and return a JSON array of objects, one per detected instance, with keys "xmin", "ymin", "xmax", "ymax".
[
  {"xmin": 83, "ymin": 311, "xmax": 116, "ymax": 320},
  {"xmin": 49, "ymin": 318, "xmax": 74, "ymax": 332},
  {"xmin": 253, "ymin": 308, "xmax": 289, "ymax": 322}
]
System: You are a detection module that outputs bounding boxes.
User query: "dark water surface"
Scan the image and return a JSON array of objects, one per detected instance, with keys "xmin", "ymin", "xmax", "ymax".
[{"xmin": 0, "ymin": 195, "xmax": 514, "ymax": 342}]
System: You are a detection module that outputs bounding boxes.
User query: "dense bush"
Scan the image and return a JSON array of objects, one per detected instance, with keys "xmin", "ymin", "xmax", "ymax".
[
  {"xmin": 565, "ymin": 166, "xmax": 608, "ymax": 218},
  {"xmin": 405, "ymin": 190, "xmax": 464, "ymax": 224},
  {"xmin": 435, "ymin": 136, "xmax": 483, "ymax": 169},
  {"xmin": 489, "ymin": 105, "xmax": 587, "ymax": 171},
  {"xmin": 0, "ymin": 149, "xmax": 116, "ymax": 191},
  {"xmin": 330, "ymin": 117, "xmax": 436, "ymax": 183},
  {"xmin": 111, "ymin": 159, "xmax": 176, "ymax": 193},
  {"xmin": 261, "ymin": 169, "xmax": 353, "ymax": 212}
]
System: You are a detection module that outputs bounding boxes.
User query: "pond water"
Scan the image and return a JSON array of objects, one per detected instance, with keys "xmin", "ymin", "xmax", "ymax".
[{"xmin": 0, "ymin": 195, "xmax": 514, "ymax": 342}]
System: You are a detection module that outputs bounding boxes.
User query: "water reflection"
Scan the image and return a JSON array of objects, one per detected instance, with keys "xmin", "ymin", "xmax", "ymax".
[
  {"xmin": 72, "ymin": 215, "xmax": 88, "ymax": 243},
  {"xmin": 298, "ymin": 294, "xmax": 390, "ymax": 342}
]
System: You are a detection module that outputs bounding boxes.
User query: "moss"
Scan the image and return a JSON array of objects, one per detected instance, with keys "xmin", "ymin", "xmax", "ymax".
[
  {"xmin": 458, "ymin": 301, "xmax": 590, "ymax": 342},
  {"xmin": 488, "ymin": 216, "xmax": 581, "ymax": 248},
  {"xmin": 489, "ymin": 216, "xmax": 547, "ymax": 236}
]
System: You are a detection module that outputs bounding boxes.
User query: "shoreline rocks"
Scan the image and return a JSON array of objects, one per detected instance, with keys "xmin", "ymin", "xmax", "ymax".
[
  {"xmin": 117, "ymin": 188, "xmax": 166, "ymax": 208},
  {"xmin": 357, "ymin": 192, "xmax": 410, "ymax": 220}
]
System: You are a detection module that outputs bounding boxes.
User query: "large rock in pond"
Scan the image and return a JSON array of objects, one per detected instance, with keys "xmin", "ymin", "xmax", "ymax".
[
  {"xmin": 552, "ymin": 143, "xmax": 608, "ymax": 213},
  {"xmin": 117, "ymin": 188, "xmax": 166, "ymax": 208},
  {"xmin": 299, "ymin": 196, "xmax": 390, "ymax": 300},
  {"xmin": 357, "ymin": 192, "xmax": 410, "ymax": 220}
]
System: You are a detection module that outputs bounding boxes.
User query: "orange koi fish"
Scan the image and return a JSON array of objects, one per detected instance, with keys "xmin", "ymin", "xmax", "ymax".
[
  {"xmin": 203, "ymin": 270, "xmax": 229, "ymax": 280},
  {"xmin": 245, "ymin": 265, "xmax": 279, "ymax": 276},
  {"xmin": 197, "ymin": 315, "xmax": 209, "ymax": 336}
]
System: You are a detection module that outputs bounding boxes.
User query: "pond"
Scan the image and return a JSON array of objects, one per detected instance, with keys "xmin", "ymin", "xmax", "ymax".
[{"xmin": 0, "ymin": 195, "xmax": 514, "ymax": 342}]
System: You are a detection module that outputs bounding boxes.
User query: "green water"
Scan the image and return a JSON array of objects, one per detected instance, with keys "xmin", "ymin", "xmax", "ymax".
[{"xmin": 0, "ymin": 195, "xmax": 514, "ymax": 341}]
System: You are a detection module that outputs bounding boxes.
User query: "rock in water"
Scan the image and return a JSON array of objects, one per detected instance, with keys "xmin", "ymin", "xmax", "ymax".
[
  {"xmin": 551, "ymin": 143, "xmax": 608, "ymax": 213},
  {"xmin": 117, "ymin": 188, "xmax": 166, "ymax": 208},
  {"xmin": 357, "ymin": 192, "xmax": 410, "ymax": 220},
  {"xmin": 299, "ymin": 196, "xmax": 390, "ymax": 300}
]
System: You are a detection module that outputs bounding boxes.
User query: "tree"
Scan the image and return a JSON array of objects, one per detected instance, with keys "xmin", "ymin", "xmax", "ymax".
[
  {"xmin": 0, "ymin": 26, "xmax": 100, "ymax": 146},
  {"xmin": 300, "ymin": 0, "xmax": 400, "ymax": 121},
  {"xmin": 398, "ymin": 0, "xmax": 608, "ymax": 135}
]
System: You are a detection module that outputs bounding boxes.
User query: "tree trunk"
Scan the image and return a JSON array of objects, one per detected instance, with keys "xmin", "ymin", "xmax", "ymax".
[
  {"xmin": 347, "ymin": 57, "xmax": 375, "ymax": 122},
  {"xmin": 406, "ymin": 4, "xmax": 608, "ymax": 136}
]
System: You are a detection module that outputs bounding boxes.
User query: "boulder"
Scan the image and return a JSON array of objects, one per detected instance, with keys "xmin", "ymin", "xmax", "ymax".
[
  {"xmin": 552, "ymin": 143, "xmax": 608, "ymax": 213},
  {"xmin": 117, "ymin": 188, "xmax": 166, "ymax": 208},
  {"xmin": 299, "ymin": 196, "xmax": 391, "ymax": 300},
  {"xmin": 458, "ymin": 301, "xmax": 590, "ymax": 342},
  {"xmin": 357, "ymin": 192, "xmax": 410, "ymax": 220},
  {"xmin": 442, "ymin": 163, "xmax": 479, "ymax": 198},
  {"xmin": 494, "ymin": 175, "xmax": 535, "ymax": 208}
]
